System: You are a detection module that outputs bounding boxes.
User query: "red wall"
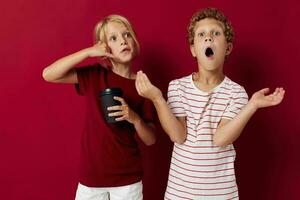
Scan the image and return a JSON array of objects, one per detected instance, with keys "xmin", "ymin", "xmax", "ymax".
[{"xmin": 1, "ymin": 0, "xmax": 299, "ymax": 199}]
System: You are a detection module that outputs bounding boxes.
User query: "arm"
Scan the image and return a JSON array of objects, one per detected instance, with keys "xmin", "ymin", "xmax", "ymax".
[
  {"xmin": 133, "ymin": 118, "xmax": 156, "ymax": 146},
  {"xmin": 107, "ymin": 96, "xmax": 156, "ymax": 146},
  {"xmin": 42, "ymin": 41, "xmax": 114, "ymax": 83},
  {"xmin": 135, "ymin": 71, "xmax": 187, "ymax": 144},
  {"xmin": 213, "ymin": 87, "xmax": 285, "ymax": 147}
]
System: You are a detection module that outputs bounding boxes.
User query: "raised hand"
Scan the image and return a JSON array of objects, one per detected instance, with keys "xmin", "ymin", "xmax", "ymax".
[
  {"xmin": 88, "ymin": 41, "xmax": 115, "ymax": 59},
  {"xmin": 135, "ymin": 71, "xmax": 163, "ymax": 102},
  {"xmin": 107, "ymin": 96, "xmax": 140, "ymax": 124},
  {"xmin": 249, "ymin": 87, "xmax": 285, "ymax": 109}
]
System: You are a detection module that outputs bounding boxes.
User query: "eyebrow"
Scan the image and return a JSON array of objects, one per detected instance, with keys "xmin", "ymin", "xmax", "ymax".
[
  {"xmin": 196, "ymin": 26, "xmax": 224, "ymax": 33},
  {"xmin": 107, "ymin": 32, "xmax": 117, "ymax": 36},
  {"xmin": 108, "ymin": 30, "xmax": 129, "ymax": 35}
]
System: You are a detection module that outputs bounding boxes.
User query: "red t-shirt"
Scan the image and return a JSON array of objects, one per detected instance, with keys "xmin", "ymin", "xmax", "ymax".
[{"xmin": 75, "ymin": 63, "xmax": 154, "ymax": 187}]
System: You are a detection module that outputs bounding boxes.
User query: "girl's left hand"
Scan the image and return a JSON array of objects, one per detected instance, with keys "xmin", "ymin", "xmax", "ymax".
[
  {"xmin": 107, "ymin": 96, "xmax": 140, "ymax": 124},
  {"xmin": 249, "ymin": 87, "xmax": 285, "ymax": 109}
]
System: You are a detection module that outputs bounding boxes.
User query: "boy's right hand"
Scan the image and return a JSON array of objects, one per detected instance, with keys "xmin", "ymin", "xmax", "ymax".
[
  {"xmin": 87, "ymin": 41, "xmax": 114, "ymax": 58},
  {"xmin": 135, "ymin": 71, "xmax": 163, "ymax": 102}
]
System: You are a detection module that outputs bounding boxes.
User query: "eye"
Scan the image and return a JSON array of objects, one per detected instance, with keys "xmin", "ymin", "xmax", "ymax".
[
  {"xmin": 109, "ymin": 35, "xmax": 117, "ymax": 42},
  {"xmin": 197, "ymin": 32, "xmax": 205, "ymax": 37},
  {"xmin": 124, "ymin": 32, "xmax": 131, "ymax": 38},
  {"xmin": 213, "ymin": 31, "xmax": 221, "ymax": 36}
]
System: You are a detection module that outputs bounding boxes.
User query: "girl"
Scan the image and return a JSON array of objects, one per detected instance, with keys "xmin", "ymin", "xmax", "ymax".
[{"xmin": 42, "ymin": 15, "xmax": 156, "ymax": 200}]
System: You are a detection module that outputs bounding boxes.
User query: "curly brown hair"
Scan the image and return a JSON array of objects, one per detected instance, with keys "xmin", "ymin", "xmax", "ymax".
[{"xmin": 187, "ymin": 8, "xmax": 234, "ymax": 45}]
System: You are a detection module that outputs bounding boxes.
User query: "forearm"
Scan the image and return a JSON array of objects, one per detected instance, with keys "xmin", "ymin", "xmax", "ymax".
[
  {"xmin": 152, "ymin": 96, "xmax": 187, "ymax": 144},
  {"xmin": 213, "ymin": 102, "xmax": 258, "ymax": 147},
  {"xmin": 133, "ymin": 117, "xmax": 156, "ymax": 146},
  {"xmin": 42, "ymin": 48, "xmax": 90, "ymax": 82}
]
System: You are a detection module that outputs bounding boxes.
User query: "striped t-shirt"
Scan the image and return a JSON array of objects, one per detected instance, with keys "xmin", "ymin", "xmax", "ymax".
[{"xmin": 164, "ymin": 74, "xmax": 248, "ymax": 200}]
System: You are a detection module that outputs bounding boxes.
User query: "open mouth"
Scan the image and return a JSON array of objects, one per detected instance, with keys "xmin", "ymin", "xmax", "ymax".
[
  {"xmin": 121, "ymin": 48, "xmax": 131, "ymax": 53},
  {"xmin": 205, "ymin": 47, "xmax": 214, "ymax": 57}
]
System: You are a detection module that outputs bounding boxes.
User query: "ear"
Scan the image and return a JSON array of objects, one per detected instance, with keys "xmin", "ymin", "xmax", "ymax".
[
  {"xmin": 190, "ymin": 44, "xmax": 196, "ymax": 57},
  {"xmin": 225, "ymin": 43, "xmax": 233, "ymax": 55}
]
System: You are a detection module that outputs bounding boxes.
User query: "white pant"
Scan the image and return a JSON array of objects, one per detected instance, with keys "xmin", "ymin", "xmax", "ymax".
[{"xmin": 75, "ymin": 181, "xmax": 143, "ymax": 200}]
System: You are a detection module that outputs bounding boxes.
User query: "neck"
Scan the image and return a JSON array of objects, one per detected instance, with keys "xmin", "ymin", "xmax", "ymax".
[
  {"xmin": 194, "ymin": 63, "xmax": 224, "ymax": 84},
  {"xmin": 194, "ymin": 69, "xmax": 224, "ymax": 85},
  {"xmin": 111, "ymin": 61, "xmax": 133, "ymax": 79}
]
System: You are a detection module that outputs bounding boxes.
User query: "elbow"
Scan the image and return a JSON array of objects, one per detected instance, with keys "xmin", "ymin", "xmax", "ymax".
[
  {"xmin": 213, "ymin": 136, "xmax": 231, "ymax": 148},
  {"xmin": 173, "ymin": 138, "xmax": 186, "ymax": 144},
  {"xmin": 42, "ymin": 67, "xmax": 57, "ymax": 83},
  {"xmin": 170, "ymin": 132, "xmax": 187, "ymax": 144},
  {"xmin": 213, "ymin": 140, "xmax": 226, "ymax": 148},
  {"xmin": 42, "ymin": 68, "xmax": 51, "ymax": 82},
  {"xmin": 145, "ymin": 136, "xmax": 156, "ymax": 146}
]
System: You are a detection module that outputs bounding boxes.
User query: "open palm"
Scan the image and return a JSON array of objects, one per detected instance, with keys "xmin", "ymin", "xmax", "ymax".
[
  {"xmin": 135, "ymin": 71, "xmax": 162, "ymax": 101},
  {"xmin": 250, "ymin": 87, "xmax": 285, "ymax": 108}
]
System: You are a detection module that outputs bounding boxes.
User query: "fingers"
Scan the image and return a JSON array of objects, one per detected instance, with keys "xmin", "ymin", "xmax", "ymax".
[
  {"xmin": 272, "ymin": 87, "xmax": 280, "ymax": 96},
  {"xmin": 276, "ymin": 87, "xmax": 285, "ymax": 95},
  {"xmin": 260, "ymin": 88, "xmax": 270, "ymax": 94},
  {"xmin": 266, "ymin": 87, "xmax": 285, "ymax": 106},
  {"xmin": 113, "ymin": 96, "xmax": 127, "ymax": 105},
  {"xmin": 137, "ymin": 71, "xmax": 150, "ymax": 83},
  {"xmin": 93, "ymin": 41, "xmax": 114, "ymax": 58},
  {"xmin": 107, "ymin": 96, "xmax": 128, "ymax": 119},
  {"xmin": 108, "ymin": 109, "xmax": 128, "ymax": 117},
  {"xmin": 269, "ymin": 87, "xmax": 285, "ymax": 98},
  {"xmin": 107, "ymin": 96, "xmax": 127, "ymax": 111},
  {"xmin": 107, "ymin": 104, "xmax": 128, "ymax": 119},
  {"xmin": 136, "ymin": 71, "xmax": 146, "ymax": 95},
  {"xmin": 259, "ymin": 87, "xmax": 285, "ymax": 98},
  {"xmin": 273, "ymin": 87, "xmax": 285, "ymax": 104},
  {"xmin": 107, "ymin": 104, "xmax": 127, "ymax": 111},
  {"xmin": 136, "ymin": 71, "xmax": 152, "ymax": 90}
]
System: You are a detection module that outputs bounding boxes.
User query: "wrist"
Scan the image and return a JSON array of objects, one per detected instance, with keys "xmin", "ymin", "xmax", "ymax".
[
  {"xmin": 247, "ymin": 100, "xmax": 259, "ymax": 112},
  {"xmin": 82, "ymin": 47, "xmax": 93, "ymax": 57},
  {"xmin": 132, "ymin": 115, "xmax": 142, "ymax": 126},
  {"xmin": 152, "ymin": 94, "xmax": 164, "ymax": 105}
]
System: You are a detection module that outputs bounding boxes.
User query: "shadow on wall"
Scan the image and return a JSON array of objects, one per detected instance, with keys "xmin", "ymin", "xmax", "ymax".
[
  {"xmin": 136, "ymin": 46, "xmax": 179, "ymax": 200},
  {"xmin": 235, "ymin": 117, "xmax": 278, "ymax": 199},
  {"xmin": 229, "ymin": 44, "xmax": 284, "ymax": 200},
  {"xmin": 226, "ymin": 43, "xmax": 272, "ymax": 94}
]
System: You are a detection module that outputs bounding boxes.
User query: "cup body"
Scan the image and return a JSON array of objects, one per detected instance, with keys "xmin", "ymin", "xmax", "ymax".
[{"xmin": 100, "ymin": 88, "xmax": 123, "ymax": 123}]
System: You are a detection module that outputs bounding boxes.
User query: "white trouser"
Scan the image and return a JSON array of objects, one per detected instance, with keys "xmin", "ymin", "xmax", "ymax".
[{"xmin": 75, "ymin": 181, "xmax": 143, "ymax": 200}]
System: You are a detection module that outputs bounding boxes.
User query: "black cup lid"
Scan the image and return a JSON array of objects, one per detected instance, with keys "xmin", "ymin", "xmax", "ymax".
[{"xmin": 100, "ymin": 87, "xmax": 123, "ymax": 96}]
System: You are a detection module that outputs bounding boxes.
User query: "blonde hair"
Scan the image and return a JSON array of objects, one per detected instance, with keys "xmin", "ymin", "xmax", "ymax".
[
  {"xmin": 188, "ymin": 8, "xmax": 234, "ymax": 45},
  {"xmin": 94, "ymin": 14, "xmax": 140, "ymax": 54}
]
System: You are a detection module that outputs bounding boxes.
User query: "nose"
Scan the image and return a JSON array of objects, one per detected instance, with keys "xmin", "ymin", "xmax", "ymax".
[
  {"xmin": 204, "ymin": 37, "xmax": 213, "ymax": 42},
  {"xmin": 120, "ymin": 37, "xmax": 127, "ymax": 45}
]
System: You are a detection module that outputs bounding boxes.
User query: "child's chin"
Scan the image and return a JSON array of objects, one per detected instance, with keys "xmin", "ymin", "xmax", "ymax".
[
  {"xmin": 115, "ymin": 57, "xmax": 133, "ymax": 64},
  {"xmin": 200, "ymin": 61, "xmax": 220, "ymax": 70},
  {"xmin": 122, "ymin": 55, "xmax": 136, "ymax": 62}
]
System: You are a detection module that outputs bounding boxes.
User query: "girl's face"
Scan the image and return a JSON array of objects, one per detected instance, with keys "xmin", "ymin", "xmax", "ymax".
[
  {"xmin": 105, "ymin": 21, "xmax": 137, "ymax": 64},
  {"xmin": 190, "ymin": 18, "xmax": 232, "ymax": 72}
]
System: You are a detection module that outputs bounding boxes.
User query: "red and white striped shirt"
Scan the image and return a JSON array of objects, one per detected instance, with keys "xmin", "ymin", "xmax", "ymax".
[{"xmin": 165, "ymin": 74, "xmax": 248, "ymax": 200}]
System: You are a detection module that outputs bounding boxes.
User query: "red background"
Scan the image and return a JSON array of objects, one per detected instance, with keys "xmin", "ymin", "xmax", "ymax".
[{"xmin": 1, "ymin": 0, "xmax": 299, "ymax": 199}]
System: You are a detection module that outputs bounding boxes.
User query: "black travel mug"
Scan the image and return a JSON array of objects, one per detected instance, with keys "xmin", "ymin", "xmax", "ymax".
[{"xmin": 100, "ymin": 88, "xmax": 123, "ymax": 123}]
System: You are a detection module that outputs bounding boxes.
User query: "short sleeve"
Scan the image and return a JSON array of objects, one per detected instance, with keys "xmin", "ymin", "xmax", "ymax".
[
  {"xmin": 167, "ymin": 80, "xmax": 186, "ymax": 117},
  {"xmin": 222, "ymin": 86, "xmax": 248, "ymax": 120},
  {"xmin": 75, "ymin": 64, "xmax": 101, "ymax": 96}
]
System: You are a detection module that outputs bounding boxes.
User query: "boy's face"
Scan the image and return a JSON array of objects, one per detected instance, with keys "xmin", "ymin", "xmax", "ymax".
[
  {"xmin": 105, "ymin": 21, "xmax": 137, "ymax": 63},
  {"xmin": 190, "ymin": 18, "xmax": 232, "ymax": 72}
]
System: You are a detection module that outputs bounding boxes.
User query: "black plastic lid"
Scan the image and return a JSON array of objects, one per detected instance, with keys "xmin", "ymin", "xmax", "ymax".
[{"xmin": 100, "ymin": 87, "xmax": 123, "ymax": 96}]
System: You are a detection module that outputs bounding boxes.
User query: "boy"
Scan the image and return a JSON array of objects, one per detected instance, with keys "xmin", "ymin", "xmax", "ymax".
[{"xmin": 135, "ymin": 7, "xmax": 284, "ymax": 199}]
